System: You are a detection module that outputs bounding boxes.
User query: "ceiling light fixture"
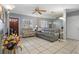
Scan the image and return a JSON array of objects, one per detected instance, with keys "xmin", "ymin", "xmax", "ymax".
[{"xmin": 2, "ymin": 4, "xmax": 15, "ymax": 11}]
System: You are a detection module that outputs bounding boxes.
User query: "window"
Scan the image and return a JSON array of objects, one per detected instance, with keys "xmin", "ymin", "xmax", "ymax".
[{"xmin": 40, "ymin": 20, "xmax": 48, "ymax": 28}]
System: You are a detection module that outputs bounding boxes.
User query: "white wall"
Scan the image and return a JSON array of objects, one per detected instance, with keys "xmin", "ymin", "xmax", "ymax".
[{"xmin": 67, "ymin": 11, "xmax": 79, "ymax": 40}]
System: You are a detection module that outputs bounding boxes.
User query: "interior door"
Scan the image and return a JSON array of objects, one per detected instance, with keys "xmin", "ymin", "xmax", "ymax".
[{"xmin": 9, "ymin": 17, "xmax": 19, "ymax": 35}]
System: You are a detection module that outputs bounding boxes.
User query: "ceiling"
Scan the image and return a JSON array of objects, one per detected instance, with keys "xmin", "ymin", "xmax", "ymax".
[{"xmin": 4, "ymin": 4, "xmax": 79, "ymax": 19}]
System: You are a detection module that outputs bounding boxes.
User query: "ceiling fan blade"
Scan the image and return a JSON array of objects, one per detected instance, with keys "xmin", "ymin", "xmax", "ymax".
[
  {"xmin": 38, "ymin": 11, "xmax": 42, "ymax": 14},
  {"xmin": 32, "ymin": 7, "xmax": 46, "ymax": 15},
  {"xmin": 35, "ymin": 7, "xmax": 39, "ymax": 11},
  {"xmin": 32, "ymin": 11, "xmax": 36, "ymax": 14},
  {"xmin": 39, "ymin": 10, "xmax": 46, "ymax": 12}
]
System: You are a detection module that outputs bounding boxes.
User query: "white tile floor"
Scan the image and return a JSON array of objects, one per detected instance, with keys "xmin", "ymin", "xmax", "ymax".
[
  {"xmin": 15, "ymin": 37, "xmax": 79, "ymax": 54},
  {"xmin": 0, "ymin": 39, "xmax": 1, "ymax": 54}
]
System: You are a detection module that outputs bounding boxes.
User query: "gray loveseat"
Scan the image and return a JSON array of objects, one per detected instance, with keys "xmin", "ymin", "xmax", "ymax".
[{"xmin": 36, "ymin": 29, "xmax": 59, "ymax": 42}]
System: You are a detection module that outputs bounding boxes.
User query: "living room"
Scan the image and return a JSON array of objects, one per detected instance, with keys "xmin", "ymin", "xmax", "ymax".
[{"xmin": 0, "ymin": 4, "xmax": 79, "ymax": 54}]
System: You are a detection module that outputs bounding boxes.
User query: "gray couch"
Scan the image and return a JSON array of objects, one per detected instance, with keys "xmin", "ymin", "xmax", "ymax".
[{"xmin": 36, "ymin": 30, "xmax": 59, "ymax": 42}]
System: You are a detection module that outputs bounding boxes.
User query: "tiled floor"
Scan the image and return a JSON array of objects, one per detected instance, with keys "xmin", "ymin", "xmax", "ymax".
[
  {"xmin": 16, "ymin": 37, "xmax": 79, "ymax": 54},
  {"xmin": 0, "ymin": 39, "xmax": 2, "ymax": 54}
]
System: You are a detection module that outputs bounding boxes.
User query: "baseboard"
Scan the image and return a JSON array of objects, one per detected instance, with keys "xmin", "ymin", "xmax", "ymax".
[{"xmin": 67, "ymin": 37, "xmax": 79, "ymax": 41}]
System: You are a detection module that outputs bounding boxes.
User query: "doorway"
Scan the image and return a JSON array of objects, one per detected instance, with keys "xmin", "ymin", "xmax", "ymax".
[{"xmin": 9, "ymin": 17, "xmax": 19, "ymax": 35}]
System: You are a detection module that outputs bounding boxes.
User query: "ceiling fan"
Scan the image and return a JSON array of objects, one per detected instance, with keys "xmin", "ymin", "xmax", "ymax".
[{"xmin": 32, "ymin": 7, "xmax": 46, "ymax": 15}]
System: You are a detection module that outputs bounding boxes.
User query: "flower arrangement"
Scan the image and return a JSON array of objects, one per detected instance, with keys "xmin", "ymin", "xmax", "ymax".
[{"xmin": 2, "ymin": 33, "xmax": 23, "ymax": 53}]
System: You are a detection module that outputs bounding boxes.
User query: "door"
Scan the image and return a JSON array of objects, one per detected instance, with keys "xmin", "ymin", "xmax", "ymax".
[{"xmin": 9, "ymin": 17, "xmax": 19, "ymax": 35}]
